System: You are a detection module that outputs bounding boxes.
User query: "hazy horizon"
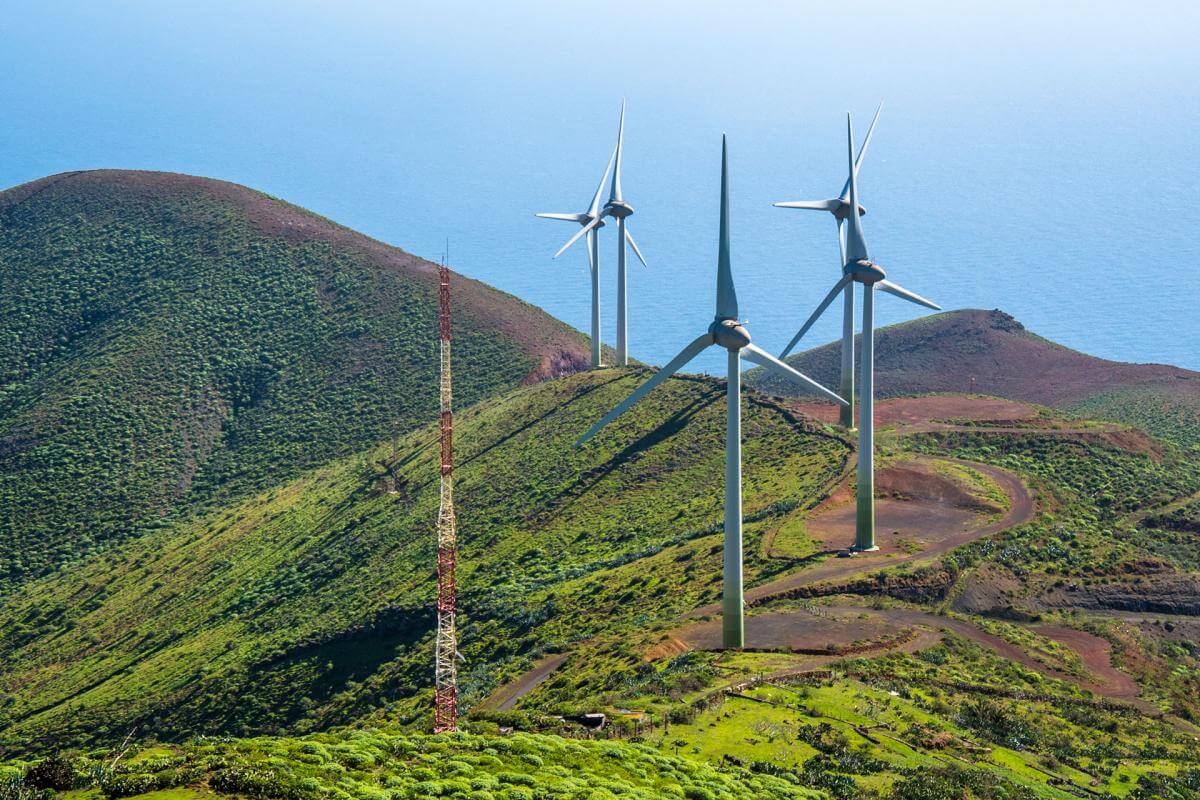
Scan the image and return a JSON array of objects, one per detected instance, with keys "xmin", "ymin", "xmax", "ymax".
[{"xmin": 3, "ymin": 0, "xmax": 1198, "ymax": 372}]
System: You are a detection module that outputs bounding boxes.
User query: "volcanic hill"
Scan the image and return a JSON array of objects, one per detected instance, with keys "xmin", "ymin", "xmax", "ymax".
[
  {"xmin": 0, "ymin": 170, "xmax": 594, "ymax": 589},
  {"xmin": 747, "ymin": 308, "xmax": 1200, "ymax": 445}
]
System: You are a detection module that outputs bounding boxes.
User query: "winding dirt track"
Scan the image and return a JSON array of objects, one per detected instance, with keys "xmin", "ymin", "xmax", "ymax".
[
  {"xmin": 677, "ymin": 606, "xmax": 1148, "ymax": 706},
  {"xmin": 478, "ymin": 398, "xmax": 1167, "ymax": 713},
  {"xmin": 689, "ymin": 460, "xmax": 1034, "ymax": 615}
]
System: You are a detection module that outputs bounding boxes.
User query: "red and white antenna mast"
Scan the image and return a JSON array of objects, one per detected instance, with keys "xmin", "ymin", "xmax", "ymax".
[{"xmin": 433, "ymin": 248, "xmax": 459, "ymax": 733}]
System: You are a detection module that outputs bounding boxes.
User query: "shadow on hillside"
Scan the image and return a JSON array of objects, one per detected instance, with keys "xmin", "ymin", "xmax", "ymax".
[
  {"xmin": 458, "ymin": 371, "xmax": 633, "ymax": 472},
  {"xmin": 553, "ymin": 385, "xmax": 724, "ymax": 513}
]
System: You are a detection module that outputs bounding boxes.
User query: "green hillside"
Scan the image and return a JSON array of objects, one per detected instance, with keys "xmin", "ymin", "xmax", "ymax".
[
  {"xmin": 0, "ymin": 369, "xmax": 849, "ymax": 754},
  {"xmin": 0, "ymin": 170, "xmax": 594, "ymax": 590},
  {"xmin": 5, "ymin": 367, "xmax": 1200, "ymax": 796}
]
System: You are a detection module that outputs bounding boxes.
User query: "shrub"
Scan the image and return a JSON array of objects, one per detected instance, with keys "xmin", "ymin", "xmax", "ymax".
[{"xmin": 23, "ymin": 755, "xmax": 77, "ymax": 791}]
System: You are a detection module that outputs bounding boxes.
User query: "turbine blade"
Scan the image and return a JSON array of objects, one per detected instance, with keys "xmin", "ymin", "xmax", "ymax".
[
  {"xmin": 625, "ymin": 227, "xmax": 648, "ymax": 267},
  {"xmin": 716, "ymin": 135, "xmax": 738, "ymax": 319},
  {"xmin": 585, "ymin": 229, "xmax": 596, "ymax": 273},
  {"xmin": 607, "ymin": 98, "xmax": 626, "ymax": 205},
  {"xmin": 773, "ymin": 199, "xmax": 840, "ymax": 211},
  {"xmin": 876, "ymin": 279, "xmax": 941, "ymax": 310},
  {"xmin": 576, "ymin": 332, "xmax": 713, "ymax": 445},
  {"xmin": 779, "ymin": 274, "xmax": 854, "ymax": 358},
  {"xmin": 839, "ymin": 100, "xmax": 884, "ymax": 201},
  {"xmin": 554, "ymin": 215, "xmax": 604, "ymax": 259},
  {"xmin": 743, "ymin": 343, "xmax": 848, "ymax": 406},
  {"xmin": 537, "ymin": 212, "xmax": 588, "ymax": 222},
  {"xmin": 589, "ymin": 141, "xmax": 618, "ymax": 217},
  {"xmin": 836, "ymin": 218, "xmax": 847, "ymax": 268},
  {"xmin": 843, "ymin": 113, "xmax": 870, "ymax": 264}
]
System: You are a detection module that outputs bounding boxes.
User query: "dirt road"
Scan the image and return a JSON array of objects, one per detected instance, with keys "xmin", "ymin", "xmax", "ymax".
[{"xmin": 479, "ymin": 653, "xmax": 569, "ymax": 711}]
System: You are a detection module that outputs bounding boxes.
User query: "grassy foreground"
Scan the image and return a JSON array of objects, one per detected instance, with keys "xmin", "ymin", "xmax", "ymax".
[{"xmin": 1, "ymin": 729, "xmax": 819, "ymax": 800}]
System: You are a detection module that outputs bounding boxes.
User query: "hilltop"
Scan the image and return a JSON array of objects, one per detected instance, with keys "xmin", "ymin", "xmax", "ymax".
[
  {"xmin": 747, "ymin": 309, "xmax": 1200, "ymax": 445},
  {"xmin": 0, "ymin": 170, "xmax": 594, "ymax": 589}
]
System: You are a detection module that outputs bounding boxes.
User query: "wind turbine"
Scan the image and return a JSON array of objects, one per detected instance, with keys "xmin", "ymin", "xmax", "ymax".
[
  {"xmin": 552, "ymin": 100, "xmax": 648, "ymax": 366},
  {"xmin": 536, "ymin": 138, "xmax": 617, "ymax": 368},
  {"xmin": 793, "ymin": 113, "xmax": 940, "ymax": 552},
  {"xmin": 774, "ymin": 102, "xmax": 883, "ymax": 429},
  {"xmin": 577, "ymin": 137, "xmax": 848, "ymax": 648}
]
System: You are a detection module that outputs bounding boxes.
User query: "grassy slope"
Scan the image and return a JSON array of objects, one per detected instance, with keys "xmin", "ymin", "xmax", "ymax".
[
  {"xmin": 5, "ymin": 380, "xmax": 1200, "ymax": 797},
  {"xmin": 3, "ymin": 729, "xmax": 822, "ymax": 800},
  {"xmin": 491, "ymin": 415, "xmax": 1200, "ymax": 798},
  {"xmin": 0, "ymin": 170, "xmax": 594, "ymax": 590},
  {"xmin": 0, "ymin": 369, "xmax": 849, "ymax": 755},
  {"xmin": 746, "ymin": 309, "xmax": 1200, "ymax": 445}
]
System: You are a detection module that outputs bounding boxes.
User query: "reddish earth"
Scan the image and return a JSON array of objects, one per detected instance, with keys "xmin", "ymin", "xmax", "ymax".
[
  {"xmin": 664, "ymin": 604, "xmax": 1146, "ymax": 705},
  {"xmin": 1033, "ymin": 625, "xmax": 1140, "ymax": 699},
  {"xmin": 801, "ymin": 458, "xmax": 1003, "ymax": 557},
  {"xmin": 789, "ymin": 395, "xmax": 1036, "ymax": 427},
  {"xmin": 786, "ymin": 394, "xmax": 1163, "ymax": 457},
  {"xmin": 690, "ymin": 459, "xmax": 1033, "ymax": 612},
  {"xmin": 750, "ymin": 309, "xmax": 1200, "ymax": 408}
]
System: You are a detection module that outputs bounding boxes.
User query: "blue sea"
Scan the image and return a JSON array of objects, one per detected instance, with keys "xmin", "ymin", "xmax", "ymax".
[{"xmin": 3, "ymin": 1, "xmax": 1198, "ymax": 375}]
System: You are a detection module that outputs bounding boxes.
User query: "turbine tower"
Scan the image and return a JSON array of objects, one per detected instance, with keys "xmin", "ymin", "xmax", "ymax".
[
  {"xmin": 553, "ymin": 100, "xmax": 648, "ymax": 366},
  {"xmin": 537, "ymin": 141, "xmax": 617, "ymax": 368},
  {"xmin": 774, "ymin": 102, "xmax": 883, "ymax": 429},
  {"xmin": 578, "ymin": 137, "xmax": 847, "ymax": 648},
  {"xmin": 793, "ymin": 113, "xmax": 940, "ymax": 552},
  {"xmin": 433, "ymin": 261, "xmax": 458, "ymax": 733}
]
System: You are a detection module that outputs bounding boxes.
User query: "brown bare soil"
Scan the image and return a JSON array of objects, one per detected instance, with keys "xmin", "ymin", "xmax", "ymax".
[
  {"xmin": 1037, "ymin": 574, "xmax": 1200, "ymax": 616},
  {"xmin": 730, "ymin": 460, "xmax": 1032, "ymax": 606},
  {"xmin": 658, "ymin": 602, "xmax": 1146, "ymax": 705},
  {"xmin": 1033, "ymin": 625, "xmax": 1140, "ymax": 699},
  {"xmin": 789, "ymin": 394, "xmax": 1036, "ymax": 427}
]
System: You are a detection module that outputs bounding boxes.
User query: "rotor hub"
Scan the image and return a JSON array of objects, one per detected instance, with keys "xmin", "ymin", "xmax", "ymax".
[
  {"xmin": 709, "ymin": 318, "xmax": 751, "ymax": 351},
  {"xmin": 832, "ymin": 202, "xmax": 867, "ymax": 221},
  {"xmin": 846, "ymin": 259, "xmax": 886, "ymax": 284}
]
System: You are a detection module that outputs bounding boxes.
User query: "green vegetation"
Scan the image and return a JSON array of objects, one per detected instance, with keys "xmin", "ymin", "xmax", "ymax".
[
  {"xmin": 5, "ymin": 174, "xmax": 1200, "ymax": 799},
  {"xmin": 1072, "ymin": 384, "xmax": 1200, "ymax": 450},
  {"xmin": 1, "ymin": 729, "xmax": 816, "ymax": 800},
  {"xmin": 0, "ymin": 369, "xmax": 847, "ymax": 754},
  {"xmin": 0, "ymin": 170, "xmax": 591, "ymax": 590}
]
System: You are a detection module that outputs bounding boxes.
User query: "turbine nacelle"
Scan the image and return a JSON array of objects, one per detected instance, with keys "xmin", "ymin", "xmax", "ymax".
[
  {"xmin": 832, "ymin": 200, "xmax": 868, "ymax": 222},
  {"xmin": 709, "ymin": 318, "xmax": 751, "ymax": 351},
  {"xmin": 846, "ymin": 259, "xmax": 886, "ymax": 284},
  {"xmin": 604, "ymin": 200, "xmax": 634, "ymax": 219}
]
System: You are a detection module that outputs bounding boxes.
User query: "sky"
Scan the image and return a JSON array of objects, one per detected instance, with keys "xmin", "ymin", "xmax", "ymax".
[{"xmin": 2, "ymin": 1, "xmax": 1198, "ymax": 373}]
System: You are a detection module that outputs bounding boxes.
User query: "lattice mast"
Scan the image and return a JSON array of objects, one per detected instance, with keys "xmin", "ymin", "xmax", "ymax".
[{"xmin": 433, "ymin": 261, "xmax": 458, "ymax": 734}]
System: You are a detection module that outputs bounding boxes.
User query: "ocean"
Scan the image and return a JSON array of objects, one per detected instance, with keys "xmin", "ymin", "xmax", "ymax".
[{"xmin": 2, "ymin": 0, "xmax": 1198, "ymax": 375}]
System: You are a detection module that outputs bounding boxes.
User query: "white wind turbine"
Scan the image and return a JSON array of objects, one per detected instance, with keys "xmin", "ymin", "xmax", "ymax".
[
  {"xmin": 552, "ymin": 100, "xmax": 648, "ymax": 366},
  {"xmin": 577, "ymin": 136, "xmax": 848, "ymax": 648},
  {"xmin": 774, "ymin": 102, "xmax": 883, "ymax": 429},
  {"xmin": 536, "ymin": 137, "xmax": 617, "ymax": 368},
  {"xmin": 786, "ymin": 113, "xmax": 940, "ymax": 552}
]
